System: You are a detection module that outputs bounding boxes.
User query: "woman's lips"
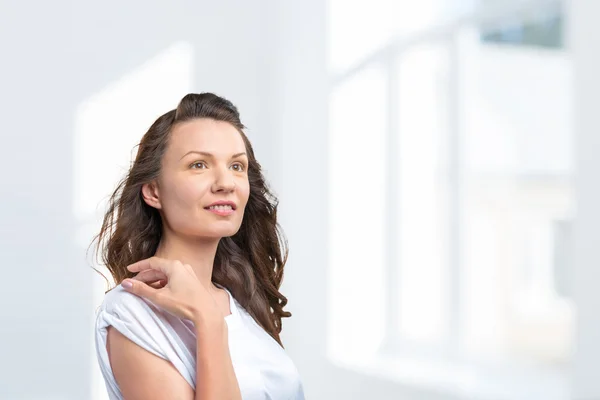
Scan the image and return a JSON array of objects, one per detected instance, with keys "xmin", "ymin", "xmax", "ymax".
[{"xmin": 205, "ymin": 207, "xmax": 235, "ymax": 216}]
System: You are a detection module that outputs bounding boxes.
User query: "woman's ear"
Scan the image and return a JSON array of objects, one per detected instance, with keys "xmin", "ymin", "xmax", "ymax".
[{"xmin": 141, "ymin": 181, "xmax": 162, "ymax": 209}]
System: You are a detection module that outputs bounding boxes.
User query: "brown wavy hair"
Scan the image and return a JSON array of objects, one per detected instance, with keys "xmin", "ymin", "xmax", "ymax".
[{"xmin": 89, "ymin": 93, "xmax": 291, "ymax": 347}]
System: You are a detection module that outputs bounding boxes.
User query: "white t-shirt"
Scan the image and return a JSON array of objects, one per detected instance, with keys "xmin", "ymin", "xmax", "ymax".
[{"xmin": 94, "ymin": 283, "xmax": 305, "ymax": 400}]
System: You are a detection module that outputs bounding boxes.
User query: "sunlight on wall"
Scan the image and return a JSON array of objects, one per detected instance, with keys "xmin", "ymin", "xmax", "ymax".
[{"xmin": 72, "ymin": 41, "xmax": 194, "ymax": 400}]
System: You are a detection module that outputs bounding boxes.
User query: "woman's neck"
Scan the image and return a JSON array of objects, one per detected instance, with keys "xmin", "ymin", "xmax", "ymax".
[{"xmin": 154, "ymin": 233, "xmax": 222, "ymax": 292}]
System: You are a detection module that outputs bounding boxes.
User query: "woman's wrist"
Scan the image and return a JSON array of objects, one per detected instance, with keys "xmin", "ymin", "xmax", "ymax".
[{"xmin": 192, "ymin": 310, "xmax": 227, "ymax": 335}]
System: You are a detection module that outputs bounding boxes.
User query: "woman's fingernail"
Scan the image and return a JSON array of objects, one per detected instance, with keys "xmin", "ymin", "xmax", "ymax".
[{"xmin": 121, "ymin": 280, "xmax": 133, "ymax": 289}]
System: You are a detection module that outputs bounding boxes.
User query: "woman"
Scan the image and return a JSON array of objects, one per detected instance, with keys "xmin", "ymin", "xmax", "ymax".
[{"xmin": 92, "ymin": 93, "xmax": 305, "ymax": 399}]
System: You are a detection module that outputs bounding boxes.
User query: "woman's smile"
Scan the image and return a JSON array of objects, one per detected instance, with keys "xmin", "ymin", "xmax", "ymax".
[{"xmin": 205, "ymin": 206, "xmax": 235, "ymax": 216}]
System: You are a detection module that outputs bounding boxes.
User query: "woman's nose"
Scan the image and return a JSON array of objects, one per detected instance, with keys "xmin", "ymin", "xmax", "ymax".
[{"xmin": 211, "ymin": 169, "xmax": 236, "ymax": 192}]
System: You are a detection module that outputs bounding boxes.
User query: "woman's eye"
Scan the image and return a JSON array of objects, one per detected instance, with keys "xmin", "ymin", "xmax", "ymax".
[
  {"xmin": 231, "ymin": 163, "xmax": 245, "ymax": 172},
  {"xmin": 191, "ymin": 161, "xmax": 207, "ymax": 169}
]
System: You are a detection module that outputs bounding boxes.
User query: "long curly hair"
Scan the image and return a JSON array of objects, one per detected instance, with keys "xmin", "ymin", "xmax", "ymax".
[{"xmin": 90, "ymin": 93, "xmax": 291, "ymax": 347}]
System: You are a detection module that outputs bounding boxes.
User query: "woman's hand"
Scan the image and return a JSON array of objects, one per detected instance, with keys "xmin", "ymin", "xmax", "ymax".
[
  {"xmin": 131, "ymin": 268, "xmax": 168, "ymax": 289},
  {"xmin": 121, "ymin": 257, "xmax": 224, "ymax": 329}
]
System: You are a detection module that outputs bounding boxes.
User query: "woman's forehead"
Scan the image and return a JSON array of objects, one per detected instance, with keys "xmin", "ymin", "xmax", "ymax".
[{"xmin": 167, "ymin": 119, "xmax": 246, "ymax": 159}]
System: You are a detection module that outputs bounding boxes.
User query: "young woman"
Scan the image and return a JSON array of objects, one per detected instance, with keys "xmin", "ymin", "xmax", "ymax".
[{"xmin": 92, "ymin": 93, "xmax": 305, "ymax": 399}]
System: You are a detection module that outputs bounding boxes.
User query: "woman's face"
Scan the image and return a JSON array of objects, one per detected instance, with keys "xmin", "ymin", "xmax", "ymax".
[{"xmin": 146, "ymin": 118, "xmax": 250, "ymax": 239}]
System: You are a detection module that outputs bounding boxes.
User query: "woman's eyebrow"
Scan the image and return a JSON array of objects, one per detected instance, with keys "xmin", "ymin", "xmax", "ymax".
[{"xmin": 180, "ymin": 151, "xmax": 247, "ymax": 160}]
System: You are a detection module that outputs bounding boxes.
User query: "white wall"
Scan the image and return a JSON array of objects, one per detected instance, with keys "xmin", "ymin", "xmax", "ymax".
[
  {"xmin": 569, "ymin": 0, "xmax": 600, "ymax": 398},
  {"xmin": 0, "ymin": 1, "xmax": 275, "ymax": 399},
  {"xmin": 0, "ymin": 2, "xmax": 88, "ymax": 398}
]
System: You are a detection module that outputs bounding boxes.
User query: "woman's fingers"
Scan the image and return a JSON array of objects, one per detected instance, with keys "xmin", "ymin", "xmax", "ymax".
[
  {"xmin": 121, "ymin": 279, "xmax": 157, "ymax": 300},
  {"xmin": 132, "ymin": 269, "xmax": 167, "ymax": 284},
  {"xmin": 126, "ymin": 256, "xmax": 173, "ymax": 276},
  {"xmin": 121, "ymin": 257, "xmax": 213, "ymax": 322},
  {"xmin": 133, "ymin": 275, "xmax": 166, "ymax": 288},
  {"xmin": 149, "ymin": 279, "xmax": 167, "ymax": 289}
]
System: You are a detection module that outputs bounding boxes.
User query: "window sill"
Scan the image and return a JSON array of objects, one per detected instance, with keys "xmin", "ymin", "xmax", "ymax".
[{"xmin": 330, "ymin": 353, "xmax": 570, "ymax": 400}]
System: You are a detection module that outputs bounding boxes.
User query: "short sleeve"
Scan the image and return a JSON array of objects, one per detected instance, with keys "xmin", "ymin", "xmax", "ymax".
[{"xmin": 94, "ymin": 285, "xmax": 196, "ymax": 397}]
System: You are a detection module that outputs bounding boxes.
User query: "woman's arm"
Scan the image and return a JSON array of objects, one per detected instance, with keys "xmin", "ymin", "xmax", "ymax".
[
  {"xmin": 107, "ymin": 319, "xmax": 241, "ymax": 400},
  {"xmin": 111, "ymin": 257, "xmax": 242, "ymax": 400},
  {"xmin": 107, "ymin": 326, "xmax": 194, "ymax": 399},
  {"xmin": 193, "ymin": 316, "xmax": 242, "ymax": 400}
]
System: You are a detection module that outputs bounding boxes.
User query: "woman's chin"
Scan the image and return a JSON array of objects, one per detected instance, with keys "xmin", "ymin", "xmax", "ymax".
[{"xmin": 200, "ymin": 227, "xmax": 241, "ymax": 239}]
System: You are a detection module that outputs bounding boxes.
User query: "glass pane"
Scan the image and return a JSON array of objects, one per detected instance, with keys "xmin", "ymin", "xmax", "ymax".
[
  {"xmin": 395, "ymin": 42, "xmax": 451, "ymax": 344},
  {"xmin": 458, "ymin": 23, "xmax": 575, "ymax": 363},
  {"xmin": 328, "ymin": 65, "xmax": 387, "ymax": 362},
  {"xmin": 327, "ymin": 0, "xmax": 465, "ymax": 74},
  {"xmin": 479, "ymin": 1, "xmax": 564, "ymax": 49}
]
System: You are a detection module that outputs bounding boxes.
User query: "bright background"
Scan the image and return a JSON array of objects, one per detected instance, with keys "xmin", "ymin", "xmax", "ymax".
[{"xmin": 1, "ymin": 1, "xmax": 599, "ymax": 399}]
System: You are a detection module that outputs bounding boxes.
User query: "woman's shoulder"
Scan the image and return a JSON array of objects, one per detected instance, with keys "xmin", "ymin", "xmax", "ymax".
[
  {"xmin": 96, "ymin": 284, "xmax": 174, "ymax": 330},
  {"xmin": 96, "ymin": 284, "xmax": 190, "ymax": 336},
  {"xmin": 94, "ymin": 284, "xmax": 193, "ymax": 377},
  {"xmin": 99, "ymin": 284, "xmax": 152, "ymax": 315}
]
